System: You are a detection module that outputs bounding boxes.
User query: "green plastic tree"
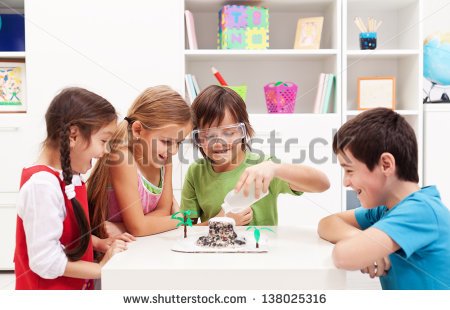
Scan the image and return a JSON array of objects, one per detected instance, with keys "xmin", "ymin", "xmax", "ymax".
[
  {"xmin": 246, "ymin": 226, "xmax": 274, "ymax": 248},
  {"xmin": 171, "ymin": 210, "xmax": 197, "ymax": 238}
]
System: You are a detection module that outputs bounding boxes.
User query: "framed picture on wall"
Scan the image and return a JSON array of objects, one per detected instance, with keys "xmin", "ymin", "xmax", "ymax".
[
  {"xmin": 0, "ymin": 59, "xmax": 26, "ymax": 113},
  {"xmin": 358, "ymin": 76, "xmax": 396, "ymax": 110},
  {"xmin": 294, "ymin": 16, "xmax": 324, "ymax": 49}
]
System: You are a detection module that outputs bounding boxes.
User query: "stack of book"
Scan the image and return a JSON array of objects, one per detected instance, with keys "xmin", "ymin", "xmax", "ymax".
[
  {"xmin": 185, "ymin": 74, "xmax": 200, "ymax": 104},
  {"xmin": 313, "ymin": 73, "xmax": 335, "ymax": 113}
]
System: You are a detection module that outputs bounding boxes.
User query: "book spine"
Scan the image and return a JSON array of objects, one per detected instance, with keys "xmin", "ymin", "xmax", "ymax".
[
  {"xmin": 314, "ymin": 73, "xmax": 326, "ymax": 113},
  {"xmin": 321, "ymin": 74, "xmax": 335, "ymax": 113},
  {"xmin": 185, "ymin": 10, "xmax": 198, "ymax": 50}
]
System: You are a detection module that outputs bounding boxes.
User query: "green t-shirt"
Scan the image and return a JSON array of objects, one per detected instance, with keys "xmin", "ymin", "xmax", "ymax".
[{"xmin": 180, "ymin": 152, "xmax": 302, "ymax": 226}]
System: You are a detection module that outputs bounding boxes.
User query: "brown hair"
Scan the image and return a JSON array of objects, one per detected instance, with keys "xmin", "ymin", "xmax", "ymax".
[
  {"xmin": 191, "ymin": 85, "xmax": 254, "ymax": 158},
  {"xmin": 88, "ymin": 85, "xmax": 192, "ymax": 238},
  {"xmin": 44, "ymin": 87, "xmax": 117, "ymax": 261},
  {"xmin": 333, "ymin": 108, "xmax": 419, "ymax": 183}
]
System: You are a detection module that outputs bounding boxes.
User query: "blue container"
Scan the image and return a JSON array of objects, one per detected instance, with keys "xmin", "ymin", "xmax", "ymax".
[
  {"xmin": 0, "ymin": 14, "xmax": 25, "ymax": 51},
  {"xmin": 359, "ymin": 32, "xmax": 377, "ymax": 50}
]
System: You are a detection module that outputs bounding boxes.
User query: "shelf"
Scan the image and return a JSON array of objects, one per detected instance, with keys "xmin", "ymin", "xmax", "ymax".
[
  {"xmin": 185, "ymin": 0, "xmax": 336, "ymax": 12},
  {"xmin": 185, "ymin": 49, "xmax": 338, "ymax": 61},
  {"xmin": 0, "ymin": 0, "xmax": 24, "ymax": 10},
  {"xmin": 423, "ymin": 104, "xmax": 450, "ymax": 113},
  {"xmin": 346, "ymin": 49, "xmax": 420, "ymax": 59},
  {"xmin": 0, "ymin": 51, "xmax": 25, "ymax": 59},
  {"xmin": 346, "ymin": 109, "xmax": 419, "ymax": 116}
]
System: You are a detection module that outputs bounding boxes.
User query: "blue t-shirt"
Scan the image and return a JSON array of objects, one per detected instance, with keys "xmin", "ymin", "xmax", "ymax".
[{"xmin": 355, "ymin": 186, "xmax": 450, "ymax": 290}]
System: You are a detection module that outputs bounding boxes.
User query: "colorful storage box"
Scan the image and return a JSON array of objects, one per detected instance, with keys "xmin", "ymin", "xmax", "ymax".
[
  {"xmin": 218, "ymin": 5, "xmax": 269, "ymax": 50},
  {"xmin": 264, "ymin": 82, "xmax": 298, "ymax": 113}
]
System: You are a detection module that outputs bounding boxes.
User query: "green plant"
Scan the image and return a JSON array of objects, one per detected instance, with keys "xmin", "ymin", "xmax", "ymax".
[
  {"xmin": 171, "ymin": 210, "xmax": 197, "ymax": 238},
  {"xmin": 246, "ymin": 226, "xmax": 274, "ymax": 248}
]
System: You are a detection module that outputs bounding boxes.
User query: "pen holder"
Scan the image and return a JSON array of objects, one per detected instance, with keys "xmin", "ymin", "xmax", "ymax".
[
  {"xmin": 226, "ymin": 85, "xmax": 247, "ymax": 101},
  {"xmin": 360, "ymin": 32, "xmax": 377, "ymax": 50},
  {"xmin": 264, "ymin": 82, "xmax": 297, "ymax": 113}
]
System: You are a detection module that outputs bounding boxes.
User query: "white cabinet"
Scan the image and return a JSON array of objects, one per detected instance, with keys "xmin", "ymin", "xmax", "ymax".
[
  {"xmin": 342, "ymin": 0, "xmax": 423, "ymax": 209},
  {"xmin": 0, "ymin": 0, "xmax": 184, "ymax": 270},
  {"xmin": 424, "ymin": 105, "xmax": 450, "ymax": 209}
]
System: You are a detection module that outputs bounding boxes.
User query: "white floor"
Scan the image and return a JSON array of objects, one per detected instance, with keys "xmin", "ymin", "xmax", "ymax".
[{"xmin": 0, "ymin": 270, "xmax": 380, "ymax": 290}]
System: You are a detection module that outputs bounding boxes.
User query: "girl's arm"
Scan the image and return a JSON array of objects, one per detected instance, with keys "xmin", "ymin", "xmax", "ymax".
[
  {"xmin": 109, "ymin": 150, "xmax": 178, "ymax": 237},
  {"xmin": 151, "ymin": 163, "xmax": 174, "ymax": 216},
  {"xmin": 64, "ymin": 239, "xmax": 128, "ymax": 279},
  {"xmin": 92, "ymin": 234, "xmax": 135, "ymax": 253}
]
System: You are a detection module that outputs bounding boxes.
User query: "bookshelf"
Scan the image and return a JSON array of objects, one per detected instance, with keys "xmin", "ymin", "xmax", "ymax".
[
  {"xmin": 342, "ymin": 0, "xmax": 423, "ymax": 210},
  {"xmin": 0, "ymin": 0, "xmax": 26, "ymax": 270},
  {"xmin": 181, "ymin": 0, "xmax": 343, "ymax": 226}
]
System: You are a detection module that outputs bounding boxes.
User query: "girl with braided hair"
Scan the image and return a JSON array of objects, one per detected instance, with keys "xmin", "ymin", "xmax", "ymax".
[{"xmin": 15, "ymin": 87, "xmax": 133, "ymax": 290}]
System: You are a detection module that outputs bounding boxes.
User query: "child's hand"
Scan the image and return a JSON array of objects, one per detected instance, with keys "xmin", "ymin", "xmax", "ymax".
[
  {"xmin": 97, "ymin": 233, "xmax": 136, "ymax": 253},
  {"xmin": 235, "ymin": 161, "xmax": 277, "ymax": 198},
  {"xmin": 99, "ymin": 239, "xmax": 128, "ymax": 267},
  {"xmin": 225, "ymin": 207, "xmax": 253, "ymax": 226},
  {"xmin": 360, "ymin": 256, "xmax": 391, "ymax": 278},
  {"xmin": 105, "ymin": 221, "xmax": 126, "ymax": 238}
]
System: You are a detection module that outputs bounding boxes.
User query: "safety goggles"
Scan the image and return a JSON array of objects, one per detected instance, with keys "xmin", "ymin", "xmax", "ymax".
[{"xmin": 192, "ymin": 123, "xmax": 246, "ymax": 146}]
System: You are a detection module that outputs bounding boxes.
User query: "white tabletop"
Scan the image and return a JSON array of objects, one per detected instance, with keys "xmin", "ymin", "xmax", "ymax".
[{"xmin": 102, "ymin": 226, "xmax": 346, "ymax": 289}]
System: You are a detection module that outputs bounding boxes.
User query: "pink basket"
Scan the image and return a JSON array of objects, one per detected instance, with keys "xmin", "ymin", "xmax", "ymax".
[{"xmin": 264, "ymin": 82, "xmax": 298, "ymax": 113}]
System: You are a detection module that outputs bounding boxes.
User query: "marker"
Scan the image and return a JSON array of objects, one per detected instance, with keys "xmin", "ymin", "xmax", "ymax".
[{"xmin": 211, "ymin": 66, "xmax": 228, "ymax": 86}]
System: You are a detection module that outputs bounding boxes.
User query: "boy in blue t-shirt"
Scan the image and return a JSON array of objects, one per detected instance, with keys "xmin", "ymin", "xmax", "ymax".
[{"xmin": 318, "ymin": 108, "xmax": 450, "ymax": 290}]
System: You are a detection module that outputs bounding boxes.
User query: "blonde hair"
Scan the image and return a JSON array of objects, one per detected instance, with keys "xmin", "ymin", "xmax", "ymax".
[{"xmin": 88, "ymin": 85, "xmax": 192, "ymax": 238}]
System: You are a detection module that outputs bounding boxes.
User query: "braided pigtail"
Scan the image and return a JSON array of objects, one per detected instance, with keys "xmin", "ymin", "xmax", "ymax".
[{"xmin": 60, "ymin": 124, "xmax": 91, "ymax": 261}]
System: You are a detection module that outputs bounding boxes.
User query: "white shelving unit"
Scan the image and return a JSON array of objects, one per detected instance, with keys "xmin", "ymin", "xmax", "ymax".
[
  {"xmin": 182, "ymin": 0, "xmax": 343, "ymax": 226},
  {"xmin": 0, "ymin": 0, "xmax": 26, "ymax": 270},
  {"xmin": 342, "ymin": 0, "xmax": 423, "ymax": 210}
]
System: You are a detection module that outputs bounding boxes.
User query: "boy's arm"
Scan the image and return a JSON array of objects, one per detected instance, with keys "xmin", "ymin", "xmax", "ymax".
[
  {"xmin": 317, "ymin": 210, "xmax": 361, "ymax": 243},
  {"xmin": 333, "ymin": 227, "xmax": 399, "ymax": 270}
]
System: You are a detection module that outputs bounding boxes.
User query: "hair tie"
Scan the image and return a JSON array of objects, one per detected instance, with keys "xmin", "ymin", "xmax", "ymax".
[
  {"xmin": 65, "ymin": 183, "xmax": 76, "ymax": 200},
  {"xmin": 124, "ymin": 116, "xmax": 133, "ymax": 123}
]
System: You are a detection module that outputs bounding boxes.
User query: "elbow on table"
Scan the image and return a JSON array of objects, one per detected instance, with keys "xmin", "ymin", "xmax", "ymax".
[
  {"xmin": 317, "ymin": 215, "xmax": 334, "ymax": 242},
  {"xmin": 319, "ymin": 177, "xmax": 331, "ymax": 192},
  {"xmin": 332, "ymin": 243, "xmax": 359, "ymax": 270}
]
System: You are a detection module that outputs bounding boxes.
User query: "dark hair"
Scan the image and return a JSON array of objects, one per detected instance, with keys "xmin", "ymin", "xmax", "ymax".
[
  {"xmin": 191, "ymin": 85, "xmax": 254, "ymax": 158},
  {"xmin": 44, "ymin": 87, "xmax": 117, "ymax": 261},
  {"xmin": 333, "ymin": 107, "xmax": 418, "ymax": 182}
]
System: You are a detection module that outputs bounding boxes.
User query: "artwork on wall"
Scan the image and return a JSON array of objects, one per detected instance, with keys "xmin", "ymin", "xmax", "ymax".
[
  {"xmin": 294, "ymin": 16, "xmax": 324, "ymax": 49},
  {"xmin": 358, "ymin": 76, "xmax": 396, "ymax": 110},
  {"xmin": 0, "ymin": 59, "xmax": 26, "ymax": 113}
]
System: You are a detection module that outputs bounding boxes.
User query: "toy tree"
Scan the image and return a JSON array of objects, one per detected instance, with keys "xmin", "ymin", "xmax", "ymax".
[
  {"xmin": 171, "ymin": 210, "xmax": 197, "ymax": 238},
  {"xmin": 246, "ymin": 226, "xmax": 274, "ymax": 248}
]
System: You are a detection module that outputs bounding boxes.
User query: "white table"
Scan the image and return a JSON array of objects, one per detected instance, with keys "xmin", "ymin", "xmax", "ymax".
[{"xmin": 102, "ymin": 226, "xmax": 346, "ymax": 289}]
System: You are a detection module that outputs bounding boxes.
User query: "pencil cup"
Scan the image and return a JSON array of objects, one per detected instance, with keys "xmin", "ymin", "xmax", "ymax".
[
  {"xmin": 226, "ymin": 85, "xmax": 247, "ymax": 101},
  {"xmin": 359, "ymin": 32, "xmax": 377, "ymax": 50},
  {"xmin": 264, "ymin": 82, "xmax": 298, "ymax": 113}
]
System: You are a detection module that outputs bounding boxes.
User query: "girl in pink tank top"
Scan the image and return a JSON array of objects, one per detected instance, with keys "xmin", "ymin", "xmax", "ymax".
[
  {"xmin": 107, "ymin": 168, "xmax": 164, "ymax": 222},
  {"xmin": 88, "ymin": 86, "xmax": 193, "ymax": 238}
]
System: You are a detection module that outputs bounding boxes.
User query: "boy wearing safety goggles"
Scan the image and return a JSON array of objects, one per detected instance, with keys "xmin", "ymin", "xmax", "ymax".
[{"xmin": 180, "ymin": 85, "xmax": 330, "ymax": 226}]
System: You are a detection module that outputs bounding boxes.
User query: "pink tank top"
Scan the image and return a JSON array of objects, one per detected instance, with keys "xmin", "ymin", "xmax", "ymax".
[{"xmin": 107, "ymin": 169, "xmax": 163, "ymax": 222}]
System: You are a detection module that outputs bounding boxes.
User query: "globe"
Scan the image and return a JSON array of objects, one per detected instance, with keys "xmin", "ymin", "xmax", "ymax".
[{"xmin": 423, "ymin": 33, "xmax": 450, "ymax": 102}]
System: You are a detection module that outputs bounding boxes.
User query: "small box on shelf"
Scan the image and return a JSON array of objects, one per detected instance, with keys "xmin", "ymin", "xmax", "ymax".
[{"xmin": 218, "ymin": 5, "xmax": 269, "ymax": 50}]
